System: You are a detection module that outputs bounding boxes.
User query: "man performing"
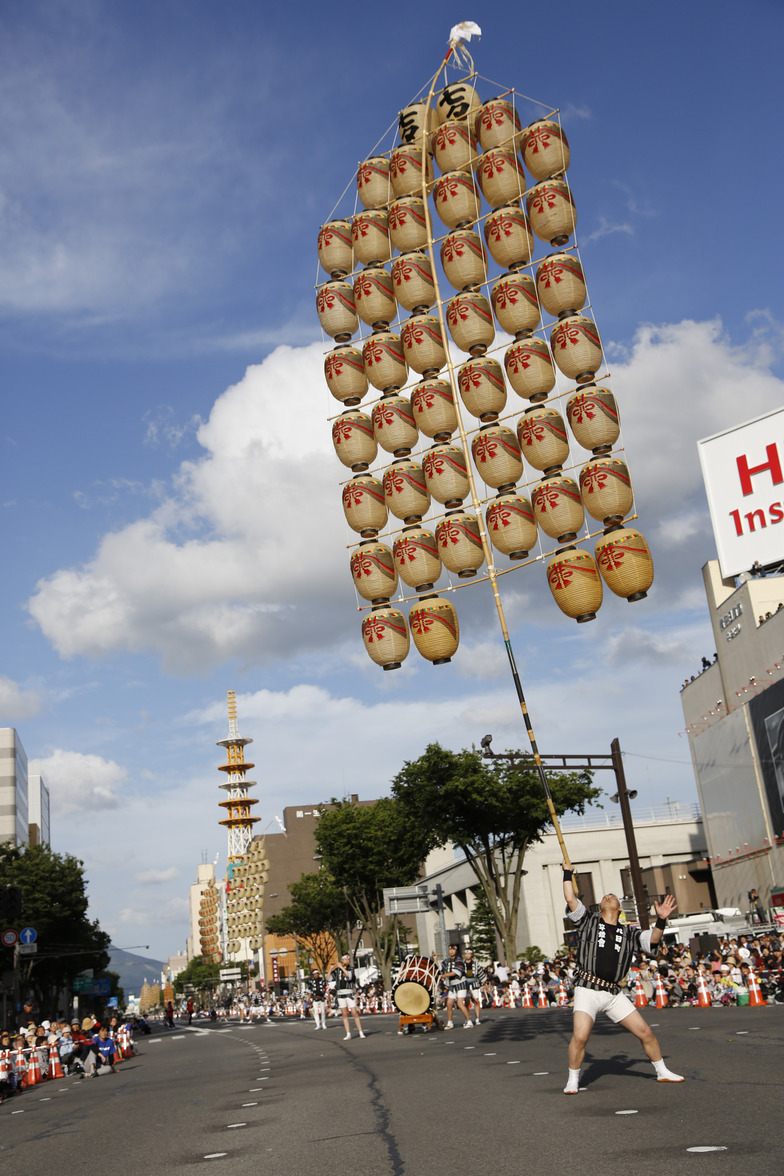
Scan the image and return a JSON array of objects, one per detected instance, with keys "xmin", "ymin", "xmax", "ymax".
[
  {"xmin": 440, "ymin": 943, "xmax": 473, "ymax": 1029},
  {"xmin": 306, "ymin": 967, "xmax": 328, "ymax": 1030},
  {"xmin": 562, "ymin": 862, "xmax": 684, "ymax": 1093},
  {"xmin": 463, "ymin": 948, "xmax": 485, "ymax": 1025},
  {"xmin": 329, "ymin": 955, "xmax": 366, "ymax": 1040}
]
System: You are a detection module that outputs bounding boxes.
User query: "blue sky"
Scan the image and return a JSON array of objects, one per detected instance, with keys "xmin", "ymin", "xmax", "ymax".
[{"xmin": 1, "ymin": 1, "xmax": 783, "ymax": 962}]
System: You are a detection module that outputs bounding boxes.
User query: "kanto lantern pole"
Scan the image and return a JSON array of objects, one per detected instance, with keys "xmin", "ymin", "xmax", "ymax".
[{"xmin": 420, "ymin": 40, "xmax": 574, "ymax": 872}]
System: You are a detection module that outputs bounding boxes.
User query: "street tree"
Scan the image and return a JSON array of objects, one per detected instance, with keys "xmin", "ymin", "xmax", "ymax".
[
  {"xmin": 392, "ymin": 743, "xmax": 600, "ymax": 964},
  {"xmin": 466, "ymin": 891, "xmax": 499, "ymax": 963},
  {"xmin": 265, "ymin": 872, "xmax": 347, "ymax": 976}
]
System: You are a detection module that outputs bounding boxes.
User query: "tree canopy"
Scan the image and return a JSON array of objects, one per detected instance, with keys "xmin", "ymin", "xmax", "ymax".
[{"xmin": 265, "ymin": 871, "xmax": 347, "ymax": 976}]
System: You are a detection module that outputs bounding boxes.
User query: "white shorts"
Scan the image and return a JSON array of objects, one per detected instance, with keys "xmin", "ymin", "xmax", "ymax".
[
  {"xmin": 573, "ymin": 986, "xmax": 636, "ymax": 1024},
  {"xmin": 337, "ymin": 995, "xmax": 356, "ymax": 1009},
  {"xmin": 447, "ymin": 987, "xmax": 467, "ymax": 1000}
]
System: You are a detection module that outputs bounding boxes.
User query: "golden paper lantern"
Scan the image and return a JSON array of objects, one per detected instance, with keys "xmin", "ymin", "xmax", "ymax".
[
  {"xmin": 458, "ymin": 357, "xmax": 507, "ymax": 422},
  {"xmin": 532, "ymin": 476, "xmax": 584, "ymax": 542},
  {"xmin": 440, "ymin": 229, "xmax": 488, "ymax": 291},
  {"xmin": 433, "ymin": 171, "xmax": 482, "ymax": 229},
  {"xmin": 433, "ymin": 120, "xmax": 478, "ymax": 174},
  {"xmin": 362, "ymin": 605, "xmax": 410, "ymax": 670},
  {"xmin": 516, "ymin": 406, "xmax": 570, "ymax": 474},
  {"xmin": 353, "ymin": 266, "xmax": 396, "ymax": 330},
  {"xmin": 357, "ymin": 155, "xmax": 391, "ymax": 210},
  {"xmin": 390, "ymin": 145, "xmax": 434, "ymax": 198},
  {"xmin": 318, "ymin": 219, "xmax": 353, "ymax": 278},
  {"xmin": 579, "ymin": 458, "xmax": 634, "ymax": 524},
  {"xmin": 316, "ymin": 280, "xmax": 357, "ymax": 342},
  {"xmin": 546, "ymin": 547, "xmax": 602, "ymax": 623},
  {"xmin": 436, "ymin": 510, "xmax": 485, "ymax": 578},
  {"xmin": 332, "ymin": 410, "xmax": 377, "ymax": 471},
  {"xmin": 391, "ymin": 252, "xmax": 435, "ymax": 312},
  {"xmin": 362, "ymin": 331, "xmax": 408, "ymax": 393},
  {"xmin": 423, "ymin": 443, "xmax": 470, "ymax": 507},
  {"xmin": 522, "ymin": 119, "xmax": 571, "ymax": 181},
  {"xmin": 491, "ymin": 273, "xmax": 540, "ymax": 337},
  {"xmin": 350, "ymin": 541, "xmax": 398, "ymax": 603},
  {"xmin": 471, "ymin": 425, "xmax": 523, "ymax": 491},
  {"xmin": 486, "ymin": 493, "xmax": 538, "ymax": 559},
  {"xmin": 372, "ymin": 394, "xmax": 418, "ymax": 456},
  {"xmin": 483, "ymin": 203, "xmax": 534, "ymax": 270},
  {"xmin": 536, "ymin": 252, "xmax": 587, "ymax": 318},
  {"xmin": 476, "ymin": 148, "xmax": 526, "ymax": 208},
  {"xmin": 388, "ymin": 196, "xmax": 428, "ymax": 253},
  {"xmin": 342, "ymin": 475, "xmax": 388, "ymax": 537},
  {"xmin": 446, "ymin": 291, "xmax": 495, "ymax": 355},
  {"xmin": 566, "ymin": 385, "xmax": 620, "ymax": 454},
  {"xmin": 352, "ymin": 210, "xmax": 391, "ymax": 266},
  {"xmin": 401, "ymin": 313, "xmax": 446, "ymax": 376},
  {"xmin": 409, "ymin": 596, "xmax": 460, "ymax": 664},
  {"xmin": 550, "ymin": 314, "xmax": 603, "ymax": 383},
  {"xmin": 595, "ymin": 527, "xmax": 654, "ymax": 601},
  {"xmin": 393, "ymin": 525, "xmax": 442, "ymax": 591},
  {"xmin": 526, "ymin": 179, "xmax": 577, "ymax": 247},
  {"xmin": 411, "ymin": 378, "xmax": 457, "ymax": 440},
  {"xmin": 477, "ymin": 98, "xmax": 523, "ymax": 153},
  {"xmin": 324, "ymin": 345, "xmax": 368, "ymax": 406},
  {"xmin": 398, "ymin": 100, "xmax": 436, "ymax": 150},
  {"xmin": 504, "ymin": 338, "xmax": 556, "ymax": 402},
  {"xmin": 435, "ymin": 82, "xmax": 481, "ymax": 128},
  {"xmin": 383, "ymin": 459, "xmax": 430, "ymax": 522}
]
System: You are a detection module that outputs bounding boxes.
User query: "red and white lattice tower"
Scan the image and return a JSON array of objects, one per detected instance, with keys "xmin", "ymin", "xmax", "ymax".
[{"xmin": 217, "ymin": 691, "xmax": 259, "ymax": 865}]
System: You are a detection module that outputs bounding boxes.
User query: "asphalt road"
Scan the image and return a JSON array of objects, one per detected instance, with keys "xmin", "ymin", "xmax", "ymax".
[{"xmin": 2, "ymin": 1006, "xmax": 781, "ymax": 1175}]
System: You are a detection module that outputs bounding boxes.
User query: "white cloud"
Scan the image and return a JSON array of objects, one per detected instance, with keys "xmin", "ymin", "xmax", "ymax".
[
  {"xmin": 29, "ymin": 749, "xmax": 127, "ymax": 817},
  {"xmin": 135, "ymin": 866, "xmax": 181, "ymax": 885},
  {"xmin": 118, "ymin": 896, "xmax": 190, "ymax": 927},
  {"xmin": 0, "ymin": 675, "xmax": 43, "ymax": 719}
]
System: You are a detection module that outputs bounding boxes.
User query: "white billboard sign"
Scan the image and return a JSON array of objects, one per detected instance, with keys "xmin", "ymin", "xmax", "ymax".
[{"xmin": 698, "ymin": 406, "xmax": 784, "ymax": 578}]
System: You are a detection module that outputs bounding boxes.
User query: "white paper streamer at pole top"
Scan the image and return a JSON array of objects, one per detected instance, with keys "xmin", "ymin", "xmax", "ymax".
[{"xmin": 449, "ymin": 21, "xmax": 482, "ymax": 45}]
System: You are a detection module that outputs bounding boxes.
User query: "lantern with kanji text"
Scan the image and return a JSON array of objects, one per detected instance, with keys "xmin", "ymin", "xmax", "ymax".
[
  {"xmin": 526, "ymin": 179, "xmax": 576, "ymax": 247},
  {"xmin": 353, "ymin": 267, "xmax": 396, "ymax": 331},
  {"xmin": 522, "ymin": 119, "xmax": 570, "ymax": 181},
  {"xmin": 324, "ymin": 344, "xmax": 367, "ymax": 406},
  {"xmin": 566, "ymin": 385, "xmax": 620, "ymax": 454},
  {"xmin": 516, "ymin": 405, "xmax": 570, "ymax": 475},
  {"xmin": 318, "ymin": 219, "xmax": 353, "ymax": 278},
  {"xmin": 504, "ymin": 337, "xmax": 555, "ymax": 402},
  {"xmin": 532, "ymin": 476, "xmax": 584, "ymax": 543},
  {"xmin": 446, "ymin": 291, "xmax": 495, "ymax": 355},
  {"xmin": 411, "ymin": 377, "xmax": 457, "ymax": 440},
  {"xmin": 317, "ymin": 280, "xmax": 357, "ymax": 342},
  {"xmin": 362, "ymin": 605, "xmax": 410, "ymax": 670},
  {"xmin": 458, "ymin": 356, "xmax": 507, "ymax": 422},
  {"xmin": 372, "ymin": 394, "xmax": 419, "ymax": 457},
  {"xmin": 491, "ymin": 272, "xmax": 540, "ymax": 337},
  {"xmin": 342, "ymin": 475, "xmax": 388, "ymax": 537},
  {"xmin": 595, "ymin": 526, "xmax": 653, "ymax": 601},
  {"xmin": 484, "ymin": 203, "xmax": 534, "ymax": 270},
  {"xmin": 423, "ymin": 443, "xmax": 470, "ymax": 507},
  {"xmin": 408, "ymin": 595, "xmax": 460, "ymax": 664},
  {"xmin": 383, "ymin": 458, "xmax": 431, "ymax": 522},
  {"xmin": 362, "ymin": 331, "xmax": 408, "ymax": 393},
  {"xmin": 550, "ymin": 314, "xmax": 603, "ymax": 383},
  {"xmin": 579, "ymin": 457, "xmax": 633, "ymax": 524},
  {"xmin": 350, "ymin": 541, "xmax": 398, "ymax": 604},
  {"xmin": 486, "ymin": 493, "xmax": 538, "ymax": 559},
  {"xmin": 440, "ymin": 229, "xmax": 488, "ymax": 291},
  {"xmin": 436, "ymin": 509, "xmax": 485, "ymax": 578},
  {"xmin": 536, "ymin": 252, "xmax": 587, "ymax": 318},
  {"xmin": 393, "ymin": 525, "xmax": 442, "ymax": 592},
  {"xmin": 472, "ymin": 425, "xmax": 524, "ymax": 492},
  {"xmin": 332, "ymin": 410, "xmax": 377, "ymax": 471},
  {"xmin": 546, "ymin": 546, "xmax": 602, "ymax": 623},
  {"xmin": 357, "ymin": 155, "xmax": 391, "ymax": 210}
]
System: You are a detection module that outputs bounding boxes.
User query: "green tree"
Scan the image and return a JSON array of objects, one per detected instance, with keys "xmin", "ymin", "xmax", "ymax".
[
  {"xmin": 266, "ymin": 872, "xmax": 346, "ymax": 976},
  {"xmin": 466, "ymin": 890, "xmax": 498, "ymax": 962},
  {"xmin": 173, "ymin": 955, "xmax": 227, "ymax": 1003},
  {"xmin": 392, "ymin": 743, "xmax": 601, "ymax": 964},
  {"xmin": 315, "ymin": 797, "xmax": 438, "ymax": 990}
]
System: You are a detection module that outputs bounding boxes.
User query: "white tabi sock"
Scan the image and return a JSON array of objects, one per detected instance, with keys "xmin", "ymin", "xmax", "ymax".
[
  {"xmin": 563, "ymin": 1067, "xmax": 581, "ymax": 1094},
  {"xmin": 653, "ymin": 1059, "xmax": 684, "ymax": 1082}
]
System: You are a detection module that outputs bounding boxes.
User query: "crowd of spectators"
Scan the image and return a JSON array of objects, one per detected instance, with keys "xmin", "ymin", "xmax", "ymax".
[{"xmin": 0, "ymin": 1012, "xmax": 140, "ymax": 1102}]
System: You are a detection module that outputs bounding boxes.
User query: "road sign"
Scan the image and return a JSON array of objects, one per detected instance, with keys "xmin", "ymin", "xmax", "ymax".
[
  {"xmin": 383, "ymin": 884, "xmax": 431, "ymax": 915},
  {"xmin": 19, "ymin": 927, "xmax": 37, "ymax": 945},
  {"xmin": 2, "ymin": 929, "xmax": 17, "ymax": 947},
  {"xmin": 220, "ymin": 968, "xmax": 242, "ymax": 980},
  {"xmin": 18, "ymin": 943, "xmax": 37, "ymax": 956}
]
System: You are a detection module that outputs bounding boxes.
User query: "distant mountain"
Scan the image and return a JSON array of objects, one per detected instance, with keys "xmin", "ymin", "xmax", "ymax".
[{"xmin": 108, "ymin": 946, "xmax": 167, "ymax": 998}]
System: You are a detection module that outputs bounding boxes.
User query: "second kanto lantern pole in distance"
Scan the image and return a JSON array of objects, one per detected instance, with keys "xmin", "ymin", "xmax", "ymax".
[{"xmin": 316, "ymin": 24, "xmax": 656, "ymax": 872}]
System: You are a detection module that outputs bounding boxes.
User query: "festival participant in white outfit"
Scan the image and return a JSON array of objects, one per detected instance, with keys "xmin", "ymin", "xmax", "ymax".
[
  {"xmin": 562, "ymin": 862, "xmax": 684, "ymax": 1094},
  {"xmin": 329, "ymin": 955, "xmax": 366, "ymax": 1040},
  {"xmin": 306, "ymin": 968, "xmax": 328, "ymax": 1030},
  {"xmin": 463, "ymin": 949, "xmax": 485, "ymax": 1025},
  {"xmin": 440, "ymin": 943, "xmax": 473, "ymax": 1029}
]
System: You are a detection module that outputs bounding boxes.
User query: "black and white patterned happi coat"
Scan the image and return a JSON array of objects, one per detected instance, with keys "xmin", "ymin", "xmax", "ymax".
[{"xmin": 567, "ymin": 900, "xmax": 655, "ymax": 992}]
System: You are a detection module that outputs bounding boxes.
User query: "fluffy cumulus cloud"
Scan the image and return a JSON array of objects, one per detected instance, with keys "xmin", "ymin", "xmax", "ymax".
[
  {"xmin": 118, "ymin": 896, "xmax": 190, "ymax": 927},
  {"xmin": 29, "ymin": 749, "xmax": 127, "ymax": 818},
  {"xmin": 0, "ymin": 675, "xmax": 43, "ymax": 718},
  {"xmin": 135, "ymin": 866, "xmax": 181, "ymax": 885}
]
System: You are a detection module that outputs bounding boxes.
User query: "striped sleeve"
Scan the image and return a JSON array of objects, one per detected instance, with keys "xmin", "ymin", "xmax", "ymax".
[{"xmin": 566, "ymin": 899, "xmax": 589, "ymax": 924}]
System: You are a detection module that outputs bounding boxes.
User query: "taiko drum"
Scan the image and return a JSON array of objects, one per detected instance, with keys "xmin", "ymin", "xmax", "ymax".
[
  {"xmin": 579, "ymin": 458, "xmax": 633, "ymax": 524},
  {"xmin": 353, "ymin": 267, "xmax": 396, "ymax": 330},
  {"xmin": 486, "ymin": 493, "xmax": 538, "ymax": 559},
  {"xmin": 550, "ymin": 314, "xmax": 603, "ymax": 383},
  {"xmin": 472, "ymin": 425, "xmax": 523, "ymax": 491},
  {"xmin": 393, "ymin": 956, "xmax": 438, "ymax": 1015},
  {"xmin": 458, "ymin": 356, "xmax": 507, "ymax": 422},
  {"xmin": 532, "ymin": 476, "xmax": 584, "ymax": 542},
  {"xmin": 435, "ymin": 81, "xmax": 481, "ymax": 128},
  {"xmin": 595, "ymin": 527, "xmax": 654, "ymax": 601},
  {"xmin": 393, "ymin": 526, "xmax": 442, "ymax": 591},
  {"xmin": 440, "ymin": 229, "xmax": 487, "ymax": 291},
  {"xmin": 566, "ymin": 385, "xmax": 620, "ymax": 453},
  {"xmin": 476, "ymin": 148, "xmax": 526, "ymax": 208},
  {"xmin": 324, "ymin": 345, "xmax": 367, "ymax": 405},
  {"xmin": 352, "ymin": 210, "xmax": 391, "ymax": 266},
  {"xmin": 363, "ymin": 331, "xmax": 408, "ymax": 392},
  {"xmin": 436, "ymin": 510, "xmax": 485, "ymax": 578},
  {"xmin": 317, "ymin": 280, "xmax": 357, "ymax": 342},
  {"xmin": 446, "ymin": 291, "xmax": 495, "ymax": 355},
  {"xmin": 522, "ymin": 119, "xmax": 571, "ymax": 181},
  {"xmin": 477, "ymin": 98, "xmax": 523, "ymax": 153},
  {"xmin": 390, "ymin": 145, "xmax": 434, "ymax": 198},
  {"xmin": 357, "ymin": 155, "xmax": 391, "ymax": 210},
  {"xmin": 411, "ymin": 378, "xmax": 457, "ymax": 440},
  {"xmin": 433, "ymin": 171, "xmax": 482, "ymax": 230},
  {"xmin": 517, "ymin": 406, "xmax": 570, "ymax": 474},
  {"xmin": 318, "ymin": 219, "xmax": 353, "ymax": 278},
  {"xmin": 342, "ymin": 475, "xmax": 388, "ymax": 537},
  {"xmin": 401, "ymin": 314, "xmax": 446, "ymax": 376},
  {"xmin": 483, "ymin": 203, "xmax": 534, "ymax": 270},
  {"xmin": 391, "ymin": 252, "xmax": 435, "ymax": 312},
  {"xmin": 332, "ymin": 410, "xmax": 377, "ymax": 470},
  {"xmin": 408, "ymin": 595, "xmax": 460, "ymax": 664},
  {"xmin": 526, "ymin": 179, "xmax": 577, "ymax": 247},
  {"xmin": 423, "ymin": 443, "xmax": 470, "ymax": 507},
  {"xmin": 388, "ymin": 197, "xmax": 428, "ymax": 253},
  {"xmin": 383, "ymin": 459, "xmax": 430, "ymax": 522},
  {"xmin": 504, "ymin": 338, "xmax": 555, "ymax": 402},
  {"xmin": 546, "ymin": 547, "xmax": 602, "ymax": 623},
  {"xmin": 350, "ymin": 541, "xmax": 398, "ymax": 603},
  {"xmin": 362, "ymin": 605, "xmax": 410, "ymax": 670},
  {"xmin": 433, "ymin": 120, "xmax": 478, "ymax": 174},
  {"xmin": 372, "ymin": 394, "xmax": 418, "ymax": 456},
  {"xmin": 536, "ymin": 253, "xmax": 587, "ymax": 318},
  {"xmin": 491, "ymin": 272, "xmax": 540, "ymax": 337}
]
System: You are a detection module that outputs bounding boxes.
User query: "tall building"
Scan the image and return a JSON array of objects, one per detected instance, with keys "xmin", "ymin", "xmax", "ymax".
[
  {"xmin": 0, "ymin": 728, "xmax": 50, "ymax": 848},
  {"xmin": 27, "ymin": 773, "xmax": 51, "ymax": 847}
]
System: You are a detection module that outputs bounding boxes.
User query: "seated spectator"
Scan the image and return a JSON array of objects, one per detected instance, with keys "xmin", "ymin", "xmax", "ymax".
[{"xmin": 86, "ymin": 1025, "xmax": 120, "ymax": 1077}]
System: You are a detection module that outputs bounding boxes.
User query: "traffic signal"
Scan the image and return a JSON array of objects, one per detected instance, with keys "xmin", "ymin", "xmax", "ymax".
[{"xmin": 0, "ymin": 887, "xmax": 24, "ymax": 921}]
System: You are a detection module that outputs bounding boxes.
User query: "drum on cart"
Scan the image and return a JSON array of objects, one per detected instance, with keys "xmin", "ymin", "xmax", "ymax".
[{"xmin": 393, "ymin": 955, "xmax": 438, "ymax": 1015}]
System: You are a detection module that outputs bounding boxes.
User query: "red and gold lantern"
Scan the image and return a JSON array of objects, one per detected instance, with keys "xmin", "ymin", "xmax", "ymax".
[
  {"xmin": 408, "ymin": 596, "xmax": 460, "ymax": 664},
  {"xmin": 332, "ymin": 410, "xmax": 377, "ymax": 471},
  {"xmin": 388, "ymin": 196, "xmax": 428, "ymax": 253},
  {"xmin": 532, "ymin": 476, "xmax": 584, "ymax": 542},
  {"xmin": 401, "ymin": 313, "xmax": 446, "ymax": 376},
  {"xmin": 352, "ymin": 210, "xmax": 391, "ymax": 266},
  {"xmin": 566, "ymin": 385, "xmax": 620, "ymax": 454},
  {"xmin": 435, "ymin": 82, "xmax": 481, "ymax": 128},
  {"xmin": 440, "ymin": 229, "xmax": 487, "ymax": 291},
  {"xmin": 458, "ymin": 356, "xmax": 507, "ymax": 422},
  {"xmin": 342, "ymin": 475, "xmax": 388, "ymax": 537},
  {"xmin": 436, "ymin": 510, "xmax": 485, "ymax": 578},
  {"xmin": 393, "ymin": 525, "xmax": 442, "ymax": 591},
  {"xmin": 504, "ymin": 338, "xmax": 555, "ymax": 402},
  {"xmin": 522, "ymin": 119, "xmax": 570, "ymax": 181},
  {"xmin": 411, "ymin": 378, "xmax": 457, "ymax": 440},
  {"xmin": 423, "ymin": 443, "xmax": 470, "ymax": 507},
  {"xmin": 472, "ymin": 425, "xmax": 523, "ymax": 491},
  {"xmin": 491, "ymin": 272, "xmax": 540, "ymax": 337},
  {"xmin": 536, "ymin": 252, "xmax": 587, "ymax": 318},
  {"xmin": 390, "ymin": 145, "xmax": 434, "ymax": 198},
  {"xmin": 363, "ymin": 331, "xmax": 408, "ymax": 393},
  {"xmin": 483, "ymin": 203, "xmax": 534, "ymax": 270},
  {"xmin": 595, "ymin": 527, "xmax": 654, "ymax": 601},
  {"xmin": 353, "ymin": 267, "xmax": 396, "ymax": 330},
  {"xmin": 318, "ymin": 219, "xmax": 353, "ymax": 278},
  {"xmin": 486, "ymin": 493, "xmax": 538, "ymax": 559},
  {"xmin": 372, "ymin": 394, "xmax": 418, "ymax": 457},
  {"xmin": 516, "ymin": 406, "xmax": 570, "ymax": 474},
  {"xmin": 433, "ymin": 120, "xmax": 478, "ymax": 174},
  {"xmin": 398, "ymin": 101, "xmax": 436, "ymax": 150},
  {"xmin": 362, "ymin": 605, "xmax": 410, "ymax": 670},
  {"xmin": 476, "ymin": 148, "xmax": 526, "ymax": 208},
  {"xmin": 324, "ymin": 345, "xmax": 367, "ymax": 406},
  {"xmin": 383, "ymin": 459, "xmax": 430, "ymax": 522},
  {"xmin": 446, "ymin": 291, "xmax": 495, "ymax": 355},
  {"xmin": 579, "ymin": 458, "xmax": 633, "ymax": 524},
  {"xmin": 357, "ymin": 155, "xmax": 391, "ymax": 210},
  {"xmin": 317, "ymin": 280, "xmax": 357, "ymax": 342},
  {"xmin": 550, "ymin": 314, "xmax": 603, "ymax": 383},
  {"xmin": 433, "ymin": 171, "xmax": 481, "ymax": 229},
  {"xmin": 477, "ymin": 99, "xmax": 523, "ymax": 153},
  {"xmin": 546, "ymin": 547, "xmax": 602, "ymax": 623},
  {"xmin": 526, "ymin": 179, "xmax": 576, "ymax": 246},
  {"xmin": 391, "ymin": 252, "xmax": 435, "ymax": 312},
  {"xmin": 350, "ymin": 541, "xmax": 398, "ymax": 603}
]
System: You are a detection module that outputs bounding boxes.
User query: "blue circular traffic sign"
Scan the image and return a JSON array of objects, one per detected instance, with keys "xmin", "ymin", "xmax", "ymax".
[{"xmin": 19, "ymin": 927, "xmax": 37, "ymax": 945}]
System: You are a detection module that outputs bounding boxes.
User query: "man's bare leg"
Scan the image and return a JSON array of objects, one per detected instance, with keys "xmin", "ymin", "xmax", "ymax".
[
  {"xmin": 565, "ymin": 1010, "xmax": 594, "ymax": 1093},
  {"xmin": 618, "ymin": 1010, "xmax": 684, "ymax": 1081},
  {"xmin": 445, "ymin": 996, "xmax": 455, "ymax": 1027},
  {"xmin": 456, "ymin": 996, "xmax": 473, "ymax": 1026}
]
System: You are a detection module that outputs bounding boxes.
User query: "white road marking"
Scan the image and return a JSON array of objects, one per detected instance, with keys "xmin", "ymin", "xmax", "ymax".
[
  {"xmin": 616, "ymin": 1110, "xmax": 638, "ymax": 1115},
  {"xmin": 687, "ymin": 1147, "xmax": 727, "ymax": 1153},
  {"xmin": 227, "ymin": 1123, "xmax": 246, "ymax": 1129},
  {"xmin": 204, "ymin": 1153, "xmax": 227, "ymax": 1159},
  {"xmin": 533, "ymin": 1072, "xmax": 549, "ymax": 1075},
  {"xmin": 249, "ymin": 1088, "xmax": 262, "ymax": 1092},
  {"xmin": 11, "ymin": 1109, "xmax": 24, "ymax": 1114},
  {"xmin": 736, "ymin": 1031, "xmax": 749, "ymax": 1035},
  {"xmin": 507, "ymin": 1061, "xmax": 521, "ymax": 1065},
  {"xmin": 465, "ymin": 1046, "xmax": 475, "ymax": 1050},
  {"xmin": 241, "ymin": 1102, "xmax": 258, "ymax": 1107},
  {"xmin": 39, "ymin": 1097, "xmax": 52, "ymax": 1102},
  {"xmin": 688, "ymin": 1027, "xmax": 700, "ymax": 1030}
]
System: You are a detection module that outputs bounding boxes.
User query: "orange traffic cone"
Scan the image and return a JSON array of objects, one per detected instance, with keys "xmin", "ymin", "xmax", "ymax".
[
  {"xmin": 47, "ymin": 1043, "xmax": 65, "ymax": 1079},
  {"xmin": 14, "ymin": 1045, "xmax": 27, "ymax": 1087},
  {"xmin": 25, "ymin": 1047, "xmax": 42, "ymax": 1087},
  {"xmin": 696, "ymin": 971, "xmax": 711, "ymax": 1008},
  {"xmin": 557, "ymin": 980, "xmax": 569, "ymax": 1007},
  {"xmin": 633, "ymin": 972, "xmax": 649, "ymax": 1008},
  {"xmin": 522, "ymin": 984, "xmax": 533, "ymax": 1008},
  {"xmin": 537, "ymin": 981, "xmax": 548, "ymax": 1008},
  {"xmin": 747, "ymin": 966, "xmax": 766, "ymax": 1007},
  {"xmin": 654, "ymin": 974, "xmax": 669, "ymax": 1009}
]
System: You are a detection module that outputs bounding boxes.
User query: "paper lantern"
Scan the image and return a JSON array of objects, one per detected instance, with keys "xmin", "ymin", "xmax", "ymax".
[
  {"xmin": 516, "ymin": 406, "xmax": 569, "ymax": 474},
  {"xmin": 566, "ymin": 385, "xmax": 620, "ymax": 454},
  {"xmin": 391, "ymin": 252, "xmax": 435, "ymax": 312},
  {"xmin": 383, "ymin": 459, "xmax": 430, "ymax": 522},
  {"xmin": 372, "ymin": 394, "xmax": 418, "ymax": 456},
  {"xmin": 491, "ymin": 272, "xmax": 540, "ymax": 337},
  {"xmin": 486, "ymin": 493, "xmax": 538, "ymax": 559},
  {"xmin": 436, "ymin": 510, "xmax": 485, "ymax": 578},
  {"xmin": 401, "ymin": 313, "xmax": 446, "ymax": 376},
  {"xmin": 393, "ymin": 525, "xmax": 442, "ymax": 591},
  {"xmin": 390, "ymin": 145, "xmax": 434, "ymax": 198},
  {"xmin": 433, "ymin": 120, "xmax": 478, "ymax": 174},
  {"xmin": 579, "ymin": 458, "xmax": 633, "ymax": 524},
  {"xmin": 324, "ymin": 345, "xmax": 367, "ymax": 406},
  {"xmin": 446, "ymin": 291, "xmax": 495, "ymax": 355},
  {"xmin": 398, "ymin": 101, "xmax": 436, "ymax": 149},
  {"xmin": 423, "ymin": 443, "xmax": 470, "ymax": 507},
  {"xmin": 353, "ymin": 267, "xmax": 396, "ymax": 330},
  {"xmin": 408, "ymin": 596, "xmax": 460, "ymax": 664},
  {"xmin": 350, "ymin": 541, "xmax": 398, "ymax": 604},
  {"xmin": 536, "ymin": 252, "xmax": 587, "ymax": 318},
  {"xmin": 546, "ymin": 547, "xmax": 602, "ymax": 623},
  {"xmin": 357, "ymin": 155, "xmax": 391, "ymax": 210},
  {"xmin": 522, "ymin": 119, "xmax": 570, "ymax": 181},
  {"xmin": 317, "ymin": 280, "xmax": 357, "ymax": 342},
  {"xmin": 318, "ymin": 219, "xmax": 353, "ymax": 278},
  {"xmin": 433, "ymin": 171, "xmax": 481, "ymax": 230},
  {"xmin": 476, "ymin": 148, "xmax": 526, "ymax": 208},
  {"xmin": 342, "ymin": 475, "xmax": 388, "ymax": 537},
  {"xmin": 440, "ymin": 229, "xmax": 488, "ymax": 291},
  {"xmin": 504, "ymin": 338, "xmax": 555, "ymax": 402},
  {"xmin": 352, "ymin": 210, "xmax": 391, "ymax": 266},
  {"xmin": 477, "ymin": 98, "xmax": 523, "ymax": 153},
  {"xmin": 332, "ymin": 410, "xmax": 377, "ymax": 471},
  {"xmin": 435, "ymin": 82, "xmax": 481, "ymax": 128},
  {"xmin": 362, "ymin": 331, "xmax": 408, "ymax": 392},
  {"xmin": 526, "ymin": 179, "xmax": 576, "ymax": 246},
  {"xmin": 458, "ymin": 356, "xmax": 507, "ymax": 422},
  {"xmin": 362, "ymin": 605, "xmax": 410, "ymax": 670},
  {"xmin": 595, "ymin": 527, "xmax": 654, "ymax": 601},
  {"xmin": 484, "ymin": 203, "xmax": 534, "ymax": 270},
  {"xmin": 472, "ymin": 425, "xmax": 523, "ymax": 491},
  {"xmin": 389, "ymin": 196, "xmax": 428, "ymax": 253},
  {"xmin": 411, "ymin": 378, "xmax": 457, "ymax": 440},
  {"xmin": 532, "ymin": 476, "xmax": 584, "ymax": 542},
  {"xmin": 550, "ymin": 314, "xmax": 603, "ymax": 383}
]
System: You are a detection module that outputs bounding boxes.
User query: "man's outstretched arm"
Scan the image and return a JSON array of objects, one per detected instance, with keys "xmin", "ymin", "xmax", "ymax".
[{"xmin": 562, "ymin": 860, "xmax": 579, "ymax": 913}]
